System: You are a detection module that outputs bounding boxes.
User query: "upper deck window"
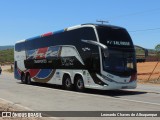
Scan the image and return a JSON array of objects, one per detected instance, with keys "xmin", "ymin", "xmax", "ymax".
[
  {"xmin": 97, "ymin": 26, "xmax": 133, "ymax": 48},
  {"xmin": 15, "ymin": 42, "xmax": 25, "ymax": 52}
]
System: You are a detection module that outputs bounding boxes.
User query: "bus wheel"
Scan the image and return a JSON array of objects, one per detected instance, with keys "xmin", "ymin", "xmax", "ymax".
[
  {"xmin": 26, "ymin": 74, "xmax": 32, "ymax": 85},
  {"xmin": 63, "ymin": 75, "xmax": 73, "ymax": 90},
  {"xmin": 21, "ymin": 74, "xmax": 26, "ymax": 84},
  {"xmin": 75, "ymin": 76, "xmax": 85, "ymax": 92}
]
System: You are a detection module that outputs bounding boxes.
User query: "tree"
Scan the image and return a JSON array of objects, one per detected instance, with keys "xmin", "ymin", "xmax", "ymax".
[
  {"xmin": 155, "ymin": 44, "xmax": 160, "ymax": 60},
  {"xmin": 155, "ymin": 44, "xmax": 160, "ymax": 51}
]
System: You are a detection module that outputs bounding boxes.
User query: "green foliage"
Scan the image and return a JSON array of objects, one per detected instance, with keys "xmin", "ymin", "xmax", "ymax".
[
  {"xmin": 155, "ymin": 44, "xmax": 160, "ymax": 59},
  {"xmin": 155, "ymin": 44, "xmax": 160, "ymax": 51},
  {"xmin": 135, "ymin": 48, "xmax": 145, "ymax": 55},
  {"xmin": 0, "ymin": 49, "xmax": 14, "ymax": 64}
]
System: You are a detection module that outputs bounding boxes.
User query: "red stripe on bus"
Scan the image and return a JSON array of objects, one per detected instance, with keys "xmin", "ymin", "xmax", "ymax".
[{"xmin": 41, "ymin": 32, "xmax": 53, "ymax": 37}]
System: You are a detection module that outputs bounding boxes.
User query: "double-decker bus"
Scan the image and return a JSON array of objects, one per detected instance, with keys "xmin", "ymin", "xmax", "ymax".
[{"xmin": 14, "ymin": 23, "xmax": 137, "ymax": 91}]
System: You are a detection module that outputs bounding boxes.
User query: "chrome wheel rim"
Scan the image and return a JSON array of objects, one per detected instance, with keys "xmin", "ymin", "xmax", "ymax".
[
  {"xmin": 65, "ymin": 78, "xmax": 71, "ymax": 88},
  {"xmin": 77, "ymin": 79, "xmax": 83, "ymax": 89}
]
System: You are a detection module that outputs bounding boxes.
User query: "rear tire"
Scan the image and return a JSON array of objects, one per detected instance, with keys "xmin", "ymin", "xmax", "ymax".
[
  {"xmin": 26, "ymin": 74, "xmax": 32, "ymax": 85},
  {"xmin": 75, "ymin": 76, "xmax": 85, "ymax": 92},
  {"xmin": 21, "ymin": 74, "xmax": 26, "ymax": 84},
  {"xmin": 63, "ymin": 75, "xmax": 73, "ymax": 90}
]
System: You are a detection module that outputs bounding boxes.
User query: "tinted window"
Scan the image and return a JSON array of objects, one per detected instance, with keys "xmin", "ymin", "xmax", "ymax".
[
  {"xmin": 97, "ymin": 26, "xmax": 133, "ymax": 48},
  {"xmin": 102, "ymin": 50, "xmax": 136, "ymax": 76},
  {"xmin": 15, "ymin": 42, "xmax": 25, "ymax": 52},
  {"xmin": 25, "ymin": 40, "xmax": 34, "ymax": 50},
  {"xmin": 25, "ymin": 27, "xmax": 97, "ymax": 50},
  {"xmin": 25, "ymin": 27, "xmax": 98, "ymax": 70}
]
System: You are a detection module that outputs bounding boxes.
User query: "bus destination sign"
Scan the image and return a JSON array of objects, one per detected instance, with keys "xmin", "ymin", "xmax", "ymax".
[{"xmin": 107, "ymin": 40, "xmax": 131, "ymax": 46}]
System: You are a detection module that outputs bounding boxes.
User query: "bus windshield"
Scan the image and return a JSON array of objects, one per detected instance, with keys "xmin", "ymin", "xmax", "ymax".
[
  {"xmin": 97, "ymin": 26, "xmax": 136, "ymax": 76},
  {"xmin": 102, "ymin": 50, "xmax": 136, "ymax": 76}
]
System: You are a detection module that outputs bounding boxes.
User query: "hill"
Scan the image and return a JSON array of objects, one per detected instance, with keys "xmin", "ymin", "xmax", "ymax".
[{"xmin": 0, "ymin": 45, "xmax": 14, "ymax": 50}]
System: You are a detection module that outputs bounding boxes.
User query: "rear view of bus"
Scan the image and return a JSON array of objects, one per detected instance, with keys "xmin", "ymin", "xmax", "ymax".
[{"xmin": 14, "ymin": 23, "xmax": 137, "ymax": 91}]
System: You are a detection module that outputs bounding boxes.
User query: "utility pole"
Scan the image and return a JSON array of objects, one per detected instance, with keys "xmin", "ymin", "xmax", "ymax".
[{"xmin": 96, "ymin": 20, "xmax": 109, "ymax": 24}]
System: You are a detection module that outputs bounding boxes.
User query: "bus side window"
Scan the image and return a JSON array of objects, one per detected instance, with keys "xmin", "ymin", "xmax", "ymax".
[{"xmin": 15, "ymin": 42, "xmax": 25, "ymax": 52}]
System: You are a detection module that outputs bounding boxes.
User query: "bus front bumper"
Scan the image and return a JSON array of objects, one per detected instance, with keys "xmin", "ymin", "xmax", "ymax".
[{"xmin": 85, "ymin": 81, "xmax": 137, "ymax": 90}]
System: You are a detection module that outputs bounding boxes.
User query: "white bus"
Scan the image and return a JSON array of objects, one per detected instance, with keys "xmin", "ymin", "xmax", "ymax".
[{"xmin": 14, "ymin": 23, "xmax": 137, "ymax": 91}]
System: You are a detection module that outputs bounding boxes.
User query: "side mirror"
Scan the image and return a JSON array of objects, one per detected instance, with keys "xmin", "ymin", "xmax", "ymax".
[{"xmin": 145, "ymin": 49, "xmax": 148, "ymax": 57}]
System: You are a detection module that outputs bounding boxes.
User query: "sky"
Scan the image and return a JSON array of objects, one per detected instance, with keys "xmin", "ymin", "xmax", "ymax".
[{"xmin": 0, "ymin": 0, "xmax": 160, "ymax": 49}]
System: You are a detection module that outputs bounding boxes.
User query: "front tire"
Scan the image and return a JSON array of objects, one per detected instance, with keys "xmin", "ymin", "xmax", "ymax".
[
  {"xmin": 63, "ymin": 75, "xmax": 73, "ymax": 90},
  {"xmin": 75, "ymin": 76, "xmax": 85, "ymax": 92}
]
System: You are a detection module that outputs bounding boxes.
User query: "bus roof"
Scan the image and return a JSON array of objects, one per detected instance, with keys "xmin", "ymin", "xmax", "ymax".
[
  {"xmin": 16, "ymin": 23, "xmax": 125, "ymax": 44},
  {"xmin": 81, "ymin": 23, "xmax": 125, "ymax": 29},
  {"xmin": 15, "ymin": 39, "xmax": 25, "ymax": 44}
]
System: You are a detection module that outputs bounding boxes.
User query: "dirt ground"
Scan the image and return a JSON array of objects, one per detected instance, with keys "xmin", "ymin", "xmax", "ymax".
[
  {"xmin": 0, "ymin": 65, "xmax": 13, "ymax": 76},
  {"xmin": 1, "ymin": 65, "xmax": 11, "ymax": 72},
  {"xmin": 0, "ymin": 99, "xmax": 46, "ymax": 120},
  {"xmin": 137, "ymin": 62, "xmax": 160, "ymax": 83}
]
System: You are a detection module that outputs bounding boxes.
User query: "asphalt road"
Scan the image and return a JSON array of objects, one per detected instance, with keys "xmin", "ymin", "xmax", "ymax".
[{"xmin": 0, "ymin": 73, "xmax": 160, "ymax": 120}]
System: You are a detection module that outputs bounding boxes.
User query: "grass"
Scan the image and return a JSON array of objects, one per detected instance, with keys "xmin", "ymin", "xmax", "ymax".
[{"xmin": 0, "ymin": 49, "xmax": 14, "ymax": 64}]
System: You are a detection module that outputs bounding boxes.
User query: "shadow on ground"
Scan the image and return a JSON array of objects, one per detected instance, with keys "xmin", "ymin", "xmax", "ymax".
[{"xmin": 17, "ymin": 82, "xmax": 147, "ymax": 97}]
